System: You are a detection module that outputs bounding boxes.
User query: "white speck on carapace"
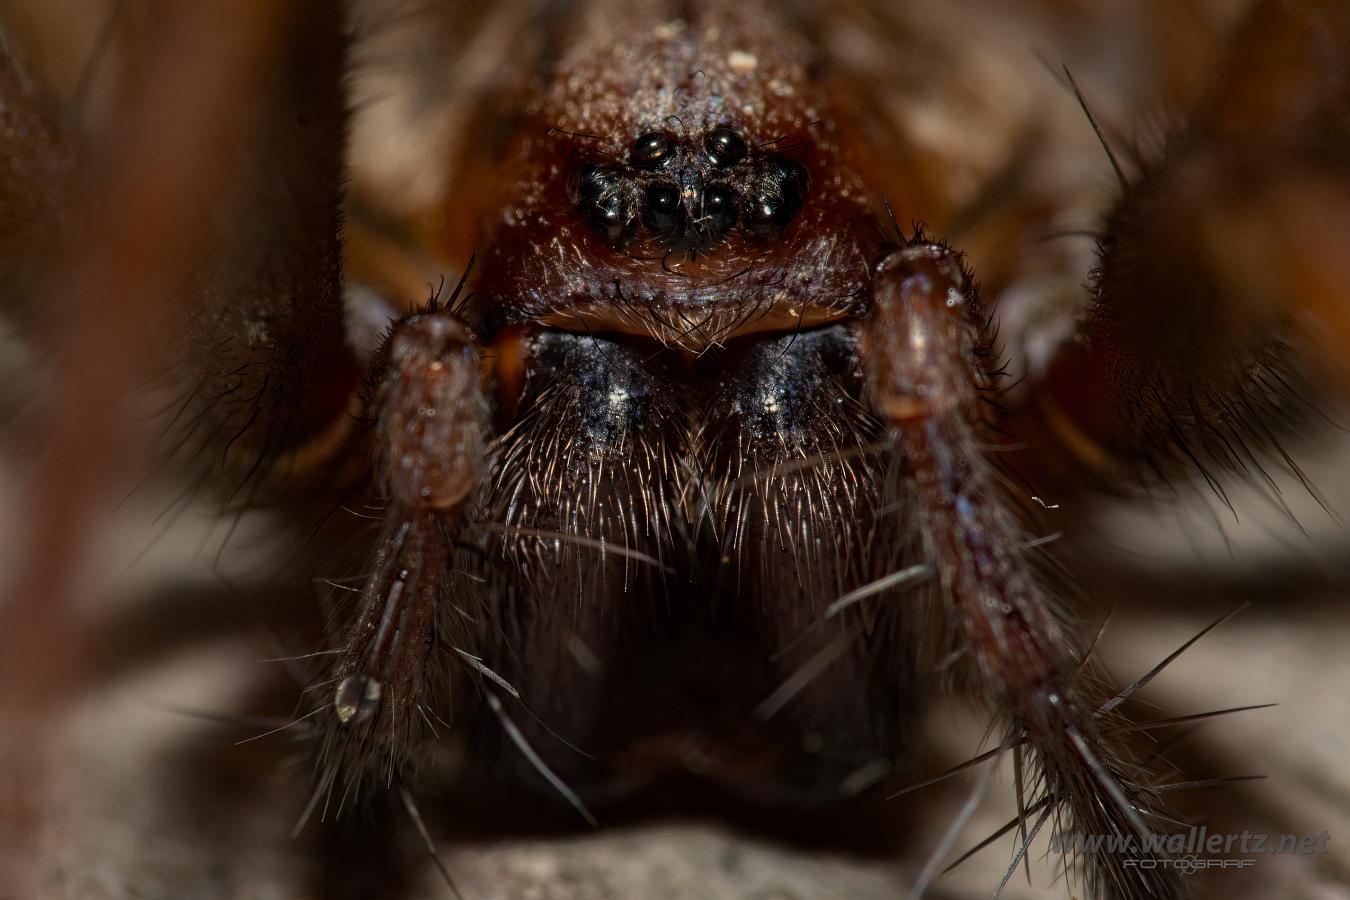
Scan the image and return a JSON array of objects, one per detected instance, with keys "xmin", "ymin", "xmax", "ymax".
[{"xmin": 728, "ymin": 50, "xmax": 758, "ymax": 73}]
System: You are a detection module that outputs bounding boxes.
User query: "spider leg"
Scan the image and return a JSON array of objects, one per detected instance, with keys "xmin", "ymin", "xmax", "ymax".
[
  {"xmin": 0, "ymin": 46, "xmax": 65, "ymax": 321},
  {"xmin": 0, "ymin": 4, "xmax": 358, "ymax": 894},
  {"xmin": 864, "ymin": 242, "xmax": 1176, "ymax": 900},
  {"xmin": 4, "ymin": 5, "xmax": 361, "ymax": 493},
  {"xmin": 168, "ymin": 7, "xmax": 360, "ymax": 496},
  {"xmin": 1027, "ymin": 0, "xmax": 1350, "ymax": 489},
  {"xmin": 313, "ymin": 311, "xmax": 487, "ymax": 799}
]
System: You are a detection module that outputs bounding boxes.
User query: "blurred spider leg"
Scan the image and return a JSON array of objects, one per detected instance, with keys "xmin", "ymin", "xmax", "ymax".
[
  {"xmin": 1029, "ymin": 0, "xmax": 1350, "ymax": 488},
  {"xmin": 0, "ymin": 4, "xmax": 340, "ymax": 897},
  {"xmin": 0, "ymin": 46, "xmax": 65, "ymax": 321},
  {"xmin": 169, "ymin": 4, "xmax": 361, "ymax": 499},
  {"xmin": 865, "ymin": 243, "xmax": 1175, "ymax": 900}
]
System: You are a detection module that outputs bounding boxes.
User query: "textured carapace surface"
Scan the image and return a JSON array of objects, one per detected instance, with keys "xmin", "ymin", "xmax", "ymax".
[{"xmin": 476, "ymin": 0, "xmax": 883, "ymax": 351}]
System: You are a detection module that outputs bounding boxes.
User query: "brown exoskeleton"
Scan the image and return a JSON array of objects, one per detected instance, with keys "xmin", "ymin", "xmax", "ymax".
[{"xmin": 3, "ymin": 1, "xmax": 1349, "ymax": 898}]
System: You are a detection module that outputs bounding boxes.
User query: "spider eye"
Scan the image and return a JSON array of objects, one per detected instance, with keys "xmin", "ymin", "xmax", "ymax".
[
  {"xmin": 704, "ymin": 128, "xmax": 747, "ymax": 168},
  {"xmin": 746, "ymin": 158, "xmax": 809, "ymax": 236},
  {"xmin": 575, "ymin": 164, "xmax": 629, "ymax": 239},
  {"xmin": 701, "ymin": 184, "xmax": 739, "ymax": 232},
  {"xmin": 642, "ymin": 182, "xmax": 683, "ymax": 236},
  {"xmin": 630, "ymin": 131, "xmax": 674, "ymax": 168}
]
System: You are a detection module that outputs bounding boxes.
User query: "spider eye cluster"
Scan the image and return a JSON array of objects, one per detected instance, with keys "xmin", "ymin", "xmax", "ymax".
[{"xmin": 570, "ymin": 126, "xmax": 809, "ymax": 246}]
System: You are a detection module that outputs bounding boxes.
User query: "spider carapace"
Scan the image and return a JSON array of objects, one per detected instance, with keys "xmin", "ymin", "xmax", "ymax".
[{"xmin": 475, "ymin": 9, "xmax": 884, "ymax": 355}]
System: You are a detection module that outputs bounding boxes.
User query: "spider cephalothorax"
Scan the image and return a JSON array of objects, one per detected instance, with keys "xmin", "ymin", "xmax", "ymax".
[{"xmin": 472, "ymin": 4, "xmax": 886, "ymax": 353}]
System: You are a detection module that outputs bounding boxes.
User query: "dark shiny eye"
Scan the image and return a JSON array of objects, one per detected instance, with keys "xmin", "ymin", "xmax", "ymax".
[
  {"xmin": 746, "ymin": 158, "xmax": 809, "ymax": 236},
  {"xmin": 704, "ymin": 127, "xmax": 747, "ymax": 168},
  {"xmin": 630, "ymin": 131, "xmax": 674, "ymax": 168},
  {"xmin": 641, "ymin": 182, "xmax": 683, "ymax": 235},
  {"xmin": 574, "ymin": 164, "xmax": 629, "ymax": 239},
  {"xmin": 701, "ymin": 184, "xmax": 739, "ymax": 232}
]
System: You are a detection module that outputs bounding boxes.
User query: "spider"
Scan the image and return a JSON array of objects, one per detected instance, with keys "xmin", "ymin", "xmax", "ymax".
[{"xmin": 2, "ymin": 1, "xmax": 1348, "ymax": 899}]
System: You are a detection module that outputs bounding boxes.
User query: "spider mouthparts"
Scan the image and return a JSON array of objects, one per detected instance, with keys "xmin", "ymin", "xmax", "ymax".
[{"xmin": 535, "ymin": 299, "xmax": 857, "ymax": 352}]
